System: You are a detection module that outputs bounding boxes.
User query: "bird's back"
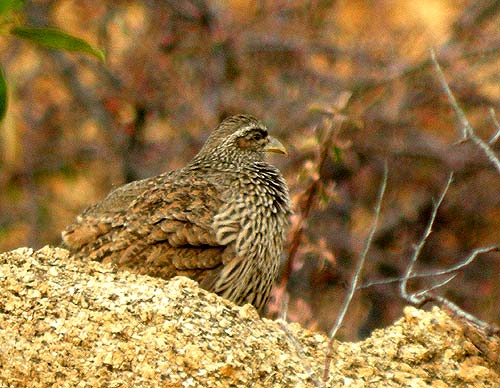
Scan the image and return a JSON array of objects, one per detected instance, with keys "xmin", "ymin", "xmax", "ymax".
[{"xmin": 63, "ymin": 168, "xmax": 227, "ymax": 281}]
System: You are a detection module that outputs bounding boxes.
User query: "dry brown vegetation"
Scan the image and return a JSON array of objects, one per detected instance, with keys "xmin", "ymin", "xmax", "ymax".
[{"xmin": 1, "ymin": 0, "xmax": 499, "ymax": 340}]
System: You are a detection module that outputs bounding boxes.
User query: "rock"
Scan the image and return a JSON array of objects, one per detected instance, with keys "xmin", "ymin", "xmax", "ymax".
[{"xmin": 0, "ymin": 246, "xmax": 498, "ymax": 387}]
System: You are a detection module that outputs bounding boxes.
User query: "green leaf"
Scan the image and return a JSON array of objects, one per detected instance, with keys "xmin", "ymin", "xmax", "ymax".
[
  {"xmin": 11, "ymin": 26, "xmax": 105, "ymax": 62},
  {"xmin": 0, "ymin": 0, "xmax": 25, "ymax": 16},
  {"xmin": 332, "ymin": 145, "xmax": 343, "ymax": 162},
  {"xmin": 0, "ymin": 64, "xmax": 8, "ymax": 122}
]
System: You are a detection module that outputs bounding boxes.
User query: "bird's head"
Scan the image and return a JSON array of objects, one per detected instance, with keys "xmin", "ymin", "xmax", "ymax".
[{"xmin": 195, "ymin": 114, "xmax": 287, "ymax": 165}]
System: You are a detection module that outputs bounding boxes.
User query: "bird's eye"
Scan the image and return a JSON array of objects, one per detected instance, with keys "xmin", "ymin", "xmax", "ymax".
[
  {"xmin": 236, "ymin": 128, "xmax": 268, "ymax": 150},
  {"xmin": 252, "ymin": 129, "xmax": 267, "ymax": 141}
]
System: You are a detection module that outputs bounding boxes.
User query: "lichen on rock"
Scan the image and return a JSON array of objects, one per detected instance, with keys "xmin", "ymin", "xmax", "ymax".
[{"xmin": 0, "ymin": 247, "xmax": 498, "ymax": 387}]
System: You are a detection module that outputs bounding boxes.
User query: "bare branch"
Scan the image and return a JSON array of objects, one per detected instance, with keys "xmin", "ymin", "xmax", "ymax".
[
  {"xmin": 280, "ymin": 292, "xmax": 289, "ymax": 322},
  {"xmin": 430, "ymin": 49, "xmax": 468, "ymax": 141},
  {"xmin": 488, "ymin": 108, "xmax": 500, "ymax": 145},
  {"xmin": 278, "ymin": 321, "xmax": 323, "ymax": 388},
  {"xmin": 421, "ymin": 245, "xmax": 499, "ymax": 278},
  {"xmin": 413, "ymin": 273, "xmax": 457, "ymax": 299},
  {"xmin": 397, "ymin": 51, "xmax": 500, "ymax": 367},
  {"xmin": 417, "ymin": 294, "xmax": 498, "ymax": 335},
  {"xmin": 360, "ymin": 244, "xmax": 499, "ymax": 289},
  {"xmin": 431, "ymin": 49, "xmax": 500, "ymax": 174},
  {"xmin": 323, "ymin": 161, "xmax": 388, "ymax": 381},
  {"xmin": 466, "ymin": 123, "xmax": 500, "ymax": 174},
  {"xmin": 400, "ymin": 173, "xmax": 454, "ymax": 304},
  {"xmin": 396, "ymin": 170, "xmax": 500, "ymax": 358}
]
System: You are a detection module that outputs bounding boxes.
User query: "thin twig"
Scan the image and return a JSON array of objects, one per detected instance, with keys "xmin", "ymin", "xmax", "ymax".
[
  {"xmin": 430, "ymin": 49, "xmax": 468, "ymax": 141},
  {"xmin": 280, "ymin": 292, "xmax": 289, "ymax": 322},
  {"xmin": 413, "ymin": 273, "xmax": 457, "ymax": 299},
  {"xmin": 488, "ymin": 108, "xmax": 500, "ymax": 145},
  {"xmin": 420, "ymin": 294, "xmax": 498, "ymax": 334},
  {"xmin": 359, "ymin": 244, "xmax": 499, "ymax": 289},
  {"xmin": 278, "ymin": 321, "xmax": 323, "ymax": 388},
  {"xmin": 351, "ymin": 42, "xmax": 500, "ymax": 96},
  {"xmin": 397, "ymin": 177, "xmax": 499, "ymax": 334},
  {"xmin": 399, "ymin": 50, "xmax": 500, "ymax": 366},
  {"xmin": 322, "ymin": 161, "xmax": 388, "ymax": 382},
  {"xmin": 421, "ymin": 245, "xmax": 499, "ymax": 277},
  {"xmin": 400, "ymin": 173, "xmax": 454, "ymax": 304},
  {"xmin": 431, "ymin": 48, "xmax": 500, "ymax": 174}
]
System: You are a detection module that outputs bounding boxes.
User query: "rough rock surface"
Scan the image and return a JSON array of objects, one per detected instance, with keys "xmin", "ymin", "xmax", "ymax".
[{"xmin": 0, "ymin": 247, "xmax": 498, "ymax": 387}]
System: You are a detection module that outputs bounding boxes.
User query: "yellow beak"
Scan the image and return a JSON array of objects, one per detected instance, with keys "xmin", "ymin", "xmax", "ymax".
[{"xmin": 264, "ymin": 136, "xmax": 288, "ymax": 156}]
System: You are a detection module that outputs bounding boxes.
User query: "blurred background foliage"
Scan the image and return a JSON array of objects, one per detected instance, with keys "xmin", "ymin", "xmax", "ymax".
[
  {"xmin": 0, "ymin": 0, "xmax": 499, "ymax": 340},
  {"xmin": 0, "ymin": 0, "xmax": 106, "ymax": 121}
]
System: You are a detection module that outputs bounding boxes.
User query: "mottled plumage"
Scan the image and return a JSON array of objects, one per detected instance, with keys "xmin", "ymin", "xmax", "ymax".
[{"xmin": 62, "ymin": 114, "xmax": 291, "ymax": 313}]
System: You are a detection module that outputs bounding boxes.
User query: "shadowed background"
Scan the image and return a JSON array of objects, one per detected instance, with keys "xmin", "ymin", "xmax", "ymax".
[{"xmin": 1, "ymin": 0, "xmax": 499, "ymax": 340}]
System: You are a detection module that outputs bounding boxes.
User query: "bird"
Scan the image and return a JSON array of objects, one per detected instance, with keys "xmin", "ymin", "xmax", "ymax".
[{"xmin": 62, "ymin": 114, "xmax": 291, "ymax": 313}]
